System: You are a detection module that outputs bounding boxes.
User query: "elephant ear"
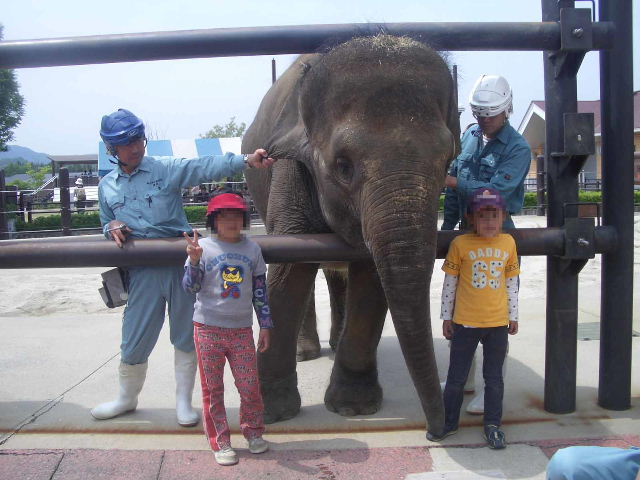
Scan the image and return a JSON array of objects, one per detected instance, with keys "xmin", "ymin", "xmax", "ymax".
[
  {"xmin": 263, "ymin": 59, "xmax": 316, "ymax": 167},
  {"xmin": 445, "ymin": 77, "xmax": 462, "ymax": 168}
]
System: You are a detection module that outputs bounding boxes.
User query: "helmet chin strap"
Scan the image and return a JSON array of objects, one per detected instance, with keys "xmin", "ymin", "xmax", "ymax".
[{"xmin": 107, "ymin": 149, "xmax": 128, "ymax": 167}]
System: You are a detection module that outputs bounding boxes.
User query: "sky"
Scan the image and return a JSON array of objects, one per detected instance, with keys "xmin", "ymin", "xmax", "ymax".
[{"xmin": 2, "ymin": 0, "xmax": 639, "ymax": 155}]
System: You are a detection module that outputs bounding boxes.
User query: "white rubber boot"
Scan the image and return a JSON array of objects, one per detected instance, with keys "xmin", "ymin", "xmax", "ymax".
[
  {"xmin": 175, "ymin": 348, "xmax": 200, "ymax": 427},
  {"xmin": 466, "ymin": 356, "xmax": 508, "ymax": 415},
  {"xmin": 91, "ymin": 361, "xmax": 147, "ymax": 420}
]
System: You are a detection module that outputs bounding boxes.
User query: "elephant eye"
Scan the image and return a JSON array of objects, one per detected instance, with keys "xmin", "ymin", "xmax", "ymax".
[{"xmin": 335, "ymin": 156, "xmax": 354, "ymax": 184}]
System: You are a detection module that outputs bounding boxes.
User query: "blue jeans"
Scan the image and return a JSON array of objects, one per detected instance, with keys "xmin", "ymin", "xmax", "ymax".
[{"xmin": 443, "ymin": 323, "xmax": 508, "ymax": 429}]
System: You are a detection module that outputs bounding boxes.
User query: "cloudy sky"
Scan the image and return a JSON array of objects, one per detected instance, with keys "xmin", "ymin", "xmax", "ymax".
[{"xmin": 2, "ymin": 0, "xmax": 639, "ymax": 155}]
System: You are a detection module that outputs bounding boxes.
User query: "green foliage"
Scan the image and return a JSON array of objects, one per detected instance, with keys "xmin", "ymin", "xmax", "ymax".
[
  {"xmin": 7, "ymin": 178, "xmax": 31, "ymax": 190},
  {"xmin": 14, "ymin": 212, "xmax": 102, "ymax": 231},
  {"xmin": 184, "ymin": 205, "xmax": 208, "ymax": 224},
  {"xmin": 0, "ymin": 25, "xmax": 25, "ymax": 151},
  {"xmin": 25, "ymin": 164, "xmax": 49, "ymax": 187},
  {"xmin": 2, "ymin": 159, "xmax": 30, "ymax": 176},
  {"xmin": 200, "ymin": 117, "xmax": 246, "ymax": 139}
]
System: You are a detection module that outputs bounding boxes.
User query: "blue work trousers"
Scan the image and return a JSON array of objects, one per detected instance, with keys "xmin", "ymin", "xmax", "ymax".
[
  {"xmin": 443, "ymin": 323, "xmax": 508, "ymax": 429},
  {"xmin": 121, "ymin": 265, "xmax": 195, "ymax": 365}
]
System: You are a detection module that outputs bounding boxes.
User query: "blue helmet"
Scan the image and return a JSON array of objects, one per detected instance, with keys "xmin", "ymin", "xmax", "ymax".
[{"xmin": 100, "ymin": 109, "xmax": 145, "ymax": 154}]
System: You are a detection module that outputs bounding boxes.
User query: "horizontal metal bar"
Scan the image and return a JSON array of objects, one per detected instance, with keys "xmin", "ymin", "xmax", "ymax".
[
  {"xmin": 0, "ymin": 227, "xmax": 617, "ymax": 268},
  {"xmin": 0, "ymin": 22, "xmax": 614, "ymax": 69}
]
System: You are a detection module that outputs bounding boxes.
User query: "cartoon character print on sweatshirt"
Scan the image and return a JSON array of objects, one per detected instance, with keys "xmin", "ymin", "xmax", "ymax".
[{"xmin": 220, "ymin": 264, "xmax": 244, "ymax": 299}]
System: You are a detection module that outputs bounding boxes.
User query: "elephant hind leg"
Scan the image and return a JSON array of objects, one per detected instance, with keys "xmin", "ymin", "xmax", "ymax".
[
  {"xmin": 296, "ymin": 283, "xmax": 321, "ymax": 362},
  {"xmin": 324, "ymin": 267, "xmax": 347, "ymax": 352}
]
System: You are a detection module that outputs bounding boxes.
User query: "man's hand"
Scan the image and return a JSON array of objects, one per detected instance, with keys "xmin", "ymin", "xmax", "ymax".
[
  {"xmin": 183, "ymin": 229, "xmax": 203, "ymax": 265},
  {"xmin": 246, "ymin": 148, "xmax": 276, "ymax": 169},
  {"xmin": 106, "ymin": 220, "xmax": 131, "ymax": 248},
  {"xmin": 445, "ymin": 175, "xmax": 458, "ymax": 189},
  {"xmin": 442, "ymin": 320, "xmax": 454, "ymax": 340},
  {"xmin": 257, "ymin": 328, "xmax": 271, "ymax": 352},
  {"xmin": 508, "ymin": 321, "xmax": 519, "ymax": 335}
]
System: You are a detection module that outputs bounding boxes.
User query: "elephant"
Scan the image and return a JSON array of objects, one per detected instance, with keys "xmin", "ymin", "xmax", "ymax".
[{"xmin": 242, "ymin": 35, "xmax": 460, "ymax": 436}]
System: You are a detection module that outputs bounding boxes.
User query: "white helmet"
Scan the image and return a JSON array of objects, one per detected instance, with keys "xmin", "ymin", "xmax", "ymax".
[
  {"xmin": 469, "ymin": 75, "xmax": 513, "ymax": 118},
  {"xmin": 75, "ymin": 178, "xmax": 83, "ymax": 185}
]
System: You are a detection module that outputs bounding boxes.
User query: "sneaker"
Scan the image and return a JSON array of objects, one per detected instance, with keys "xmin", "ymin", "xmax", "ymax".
[
  {"xmin": 484, "ymin": 424, "xmax": 506, "ymax": 450},
  {"xmin": 214, "ymin": 446, "xmax": 238, "ymax": 466},
  {"xmin": 426, "ymin": 426, "xmax": 458, "ymax": 442},
  {"xmin": 248, "ymin": 437, "xmax": 269, "ymax": 454}
]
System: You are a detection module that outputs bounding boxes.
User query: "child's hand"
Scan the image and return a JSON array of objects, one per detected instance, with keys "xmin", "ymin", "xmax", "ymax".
[
  {"xmin": 442, "ymin": 320, "xmax": 453, "ymax": 340},
  {"xmin": 508, "ymin": 321, "xmax": 519, "ymax": 335},
  {"xmin": 257, "ymin": 328, "xmax": 271, "ymax": 353},
  {"xmin": 183, "ymin": 229, "xmax": 203, "ymax": 265}
]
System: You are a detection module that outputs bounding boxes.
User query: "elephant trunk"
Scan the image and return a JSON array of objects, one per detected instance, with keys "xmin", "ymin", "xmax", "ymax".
[{"xmin": 361, "ymin": 175, "xmax": 444, "ymax": 434}]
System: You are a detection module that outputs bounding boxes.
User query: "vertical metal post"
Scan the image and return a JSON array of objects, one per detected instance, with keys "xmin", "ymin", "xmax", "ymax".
[
  {"xmin": 541, "ymin": 0, "xmax": 580, "ymax": 413},
  {"xmin": 536, "ymin": 154, "xmax": 546, "ymax": 216},
  {"xmin": 59, "ymin": 167, "xmax": 72, "ymax": 236},
  {"xmin": 598, "ymin": 0, "xmax": 633, "ymax": 410},
  {"xmin": 271, "ymin": 58, "xmax": 276, "ymax": 84},
  {"xmin": 0, "ymin": 170, "xmax": 8, "ymax": 240}
]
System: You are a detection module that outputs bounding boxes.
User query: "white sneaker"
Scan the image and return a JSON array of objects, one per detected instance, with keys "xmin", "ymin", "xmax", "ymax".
[
  {"xmin": 248, "ymin": 437, "xmax": 269, "ymax": 454},
  {"xmin": 214, "ymin": 446, "xmax": 238, "ymax": 466}
]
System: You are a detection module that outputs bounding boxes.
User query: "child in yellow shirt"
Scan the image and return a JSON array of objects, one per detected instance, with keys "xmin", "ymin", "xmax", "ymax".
[{"xmin": 427, "ymin": 188, "xmax": 519, "ymax": 449}]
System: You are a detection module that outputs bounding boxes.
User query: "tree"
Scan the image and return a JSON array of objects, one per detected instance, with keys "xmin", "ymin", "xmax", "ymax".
[
  {"xmin": 200, "ymin": 117, "xmax": 246, "ymax": 138},
  {"xmin": 0, "ymin": 25, "xmax": 25, "ymax": 151},
  {"xmin": 25, "ymin": 163, "xmax": 49, "ymax": 188}
]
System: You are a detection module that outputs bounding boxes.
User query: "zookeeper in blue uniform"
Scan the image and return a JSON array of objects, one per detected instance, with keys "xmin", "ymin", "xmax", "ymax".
[
  {"xmin": 443, "ymin": 74, "xmax": 531, "ymax": 230},
  {"xmin": 93, "ymin": 108, "xmax": 275, "ymax": 427},
  {"xmin": 440, "ymin": 75, "xmax": 532, "ymax": 417}
]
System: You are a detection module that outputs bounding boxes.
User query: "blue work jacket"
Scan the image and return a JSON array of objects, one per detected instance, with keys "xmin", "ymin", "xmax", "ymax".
[
  {"xmin": 445, "ymin": 122, "xmax": 531, "ymax": 228},
  {"xmin": 99, "ymin": 153, "xmax": 246, "ymax": 239}
]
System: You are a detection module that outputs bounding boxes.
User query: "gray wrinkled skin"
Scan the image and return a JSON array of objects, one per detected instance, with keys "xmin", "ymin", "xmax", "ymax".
[{"xmin": 242, "ymin": 35, "xmax": 460, "ymax": 435}]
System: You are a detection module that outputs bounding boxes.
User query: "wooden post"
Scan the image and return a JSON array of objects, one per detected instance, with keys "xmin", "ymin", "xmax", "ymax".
[{"xmin": 59, "ymin": 167, "xmax": 72, "ymax": 236}]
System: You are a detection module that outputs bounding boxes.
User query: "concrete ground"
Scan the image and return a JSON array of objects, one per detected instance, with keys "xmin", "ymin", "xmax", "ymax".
[{"xmin": 1, "ymin": 216, "xmax": 638, "ymax": 479}]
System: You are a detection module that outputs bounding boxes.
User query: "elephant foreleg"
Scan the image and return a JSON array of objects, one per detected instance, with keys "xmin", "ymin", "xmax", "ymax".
[
  {"xmin": 324, "ymin": 260, "xmax": 387, "ymax": 417},
  {"xmin": 259, "ymin": 262, "xmax": 319, "ymax": 424}
]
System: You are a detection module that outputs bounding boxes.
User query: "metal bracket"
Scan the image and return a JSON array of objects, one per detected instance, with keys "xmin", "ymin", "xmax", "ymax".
[
  {"xmin": 555, "ymin": 200, "xmax": 598, "ymax": 275},
  {"xmin": 549, "ymin": 8, "xmax": 593, "ymax": 78},
  {"xmin": 550, "ymin": 112, "xmax": 595, "ymax": 177}
]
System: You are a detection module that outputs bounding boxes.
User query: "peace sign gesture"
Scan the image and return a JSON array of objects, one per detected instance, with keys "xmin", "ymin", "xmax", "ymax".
[{"xmin": 183, "ymin": 229, "xmax": 203, "ymax": 265}]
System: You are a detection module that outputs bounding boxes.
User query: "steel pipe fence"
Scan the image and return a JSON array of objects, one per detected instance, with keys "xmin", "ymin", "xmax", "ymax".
[{"xmin": 0, "ymin": 22, "xmax": 613, "ymax": 69}]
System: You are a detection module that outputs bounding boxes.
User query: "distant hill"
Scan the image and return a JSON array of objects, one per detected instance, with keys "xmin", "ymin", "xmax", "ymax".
[{"xmin": 0, "ymin": 145, "xmax": 51, "ymax": 168}]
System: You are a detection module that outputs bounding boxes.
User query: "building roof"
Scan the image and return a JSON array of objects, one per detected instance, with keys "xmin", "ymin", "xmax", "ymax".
[
  {"xmin": 518, "ymin": 91, "xmax": 640, "ymax": 152},
  {"xmin": 49, "ymin": 154, "xmax": 98, "ymax": 165}
]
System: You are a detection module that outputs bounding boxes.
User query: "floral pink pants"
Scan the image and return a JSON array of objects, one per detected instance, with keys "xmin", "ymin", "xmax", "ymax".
[{"xmin": 193, "ymin": 323, "xmax": 265, "ymax": 451}]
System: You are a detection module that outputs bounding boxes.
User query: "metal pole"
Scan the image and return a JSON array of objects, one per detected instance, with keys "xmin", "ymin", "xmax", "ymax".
[
  {"xmin": 0, "ymin": 22, "xmax": 613, "ymax": 69},
  {"xmin": 59, "ymin": 167, "xmax": 72, "ymax": 236},
  {"xmin": 598, "ymin": 0, "xmax": 633, "ymax": 411},
  {"xmin": 541, "ymin": 0, "xmax": 580, "ymax": 414},
  {"xmin": 0, "ymin": 227, "xmax": 617, "ymax": 269},
  {"xmin": 0, "ymin": 170, "xmax": 8, "ymax": 240}
]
